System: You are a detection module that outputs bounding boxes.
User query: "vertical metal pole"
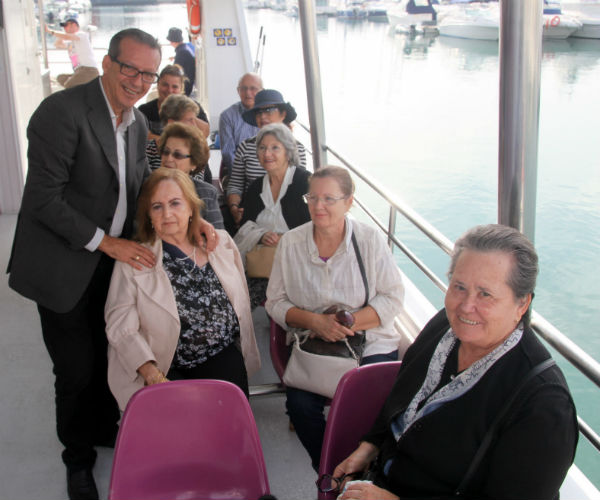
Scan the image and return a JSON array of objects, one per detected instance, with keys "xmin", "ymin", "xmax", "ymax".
[
  {"xmin": 498, "ymin": 0, "xmax": 543, "ymax": 242},
  {"xmin": 298, "ymin": 0, "xmax": 328, "ymax": 170},
  {"xmin": 38, "ymin": 0, "xmax": 49, "ymax": 69},
  {"xmin": 388, "ymin": 206, "xmax": 397, "ymax": 251}
]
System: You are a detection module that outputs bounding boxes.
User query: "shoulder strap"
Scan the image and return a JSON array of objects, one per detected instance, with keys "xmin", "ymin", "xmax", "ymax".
[
  {"xmin": 455, "ymin": 357, "xmax": 556, "ymax": 496},
  {"xmin": 351, "ymin": 231, "xmax": 369, "ymax": 308}
]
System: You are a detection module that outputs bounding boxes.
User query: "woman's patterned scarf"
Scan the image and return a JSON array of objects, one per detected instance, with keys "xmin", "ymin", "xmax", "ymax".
[{"xmin": 392, "ymin": 323, "xmax": 524, "ymax": 441}]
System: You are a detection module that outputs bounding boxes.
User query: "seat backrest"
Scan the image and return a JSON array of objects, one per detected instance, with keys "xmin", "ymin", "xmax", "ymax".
[
  {"xmin": 109, "ymin": 379, "xmax": 270, "ymax": 500},
  {"xmin": 318, "ymin": 361, "xmax": 402, "ymax": 500},
  {"xmin": 270, "ymin": 318, "xmax": 290, "ymax": 382}
]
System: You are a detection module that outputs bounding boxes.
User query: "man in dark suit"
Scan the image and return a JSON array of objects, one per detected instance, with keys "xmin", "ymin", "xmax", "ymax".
[{"xmin": 8, "ymin": 28, "xmax": 214, "ymax": 500}]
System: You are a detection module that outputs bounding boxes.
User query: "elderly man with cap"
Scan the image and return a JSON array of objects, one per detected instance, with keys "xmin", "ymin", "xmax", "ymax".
[
  {"xmin": 218, "ymin": 72, "xmax": 263, "ymax": 180},
  {"xmin": 167, "ymin": 27, "xmax": 195, "ymax": 96},
  {"xmin": 46, "ymin": 18, "xmax": 99, "ymax": 88},
  {"xmin": 226, "ymin": 88, "xmax": 307, "ymax": 229}
]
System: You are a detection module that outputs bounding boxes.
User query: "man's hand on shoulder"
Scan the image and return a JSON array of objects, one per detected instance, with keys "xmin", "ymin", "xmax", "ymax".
[
  {"xmin": 98, "ymin": 235, "xmax": 156, "ymax": 270},
  {"xmin": 195, "ymin": 218, "xmax": 219, "ymax": 252}
]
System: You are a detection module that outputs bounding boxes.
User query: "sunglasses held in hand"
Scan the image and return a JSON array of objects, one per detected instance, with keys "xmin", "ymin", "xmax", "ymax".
[{"xmin": 323, "ymin": 305, "xmax": 355, "ymax": 328}]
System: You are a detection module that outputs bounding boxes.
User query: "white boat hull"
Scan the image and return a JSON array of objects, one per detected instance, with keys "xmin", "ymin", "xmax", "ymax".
[
  {"xmin": 438, "ymin": 22, "xmax": 498, "ymax": 40},
  {"xmin": 542, "ymin": 13, "xmax": 583, "ymax": 39},
  {"xmin": 439, "ymin": 8, "xmax": 584, "ymax": 41},
  {"xmin": 567, "ymin": 11, "xmax": 600, "ymax": 38}
]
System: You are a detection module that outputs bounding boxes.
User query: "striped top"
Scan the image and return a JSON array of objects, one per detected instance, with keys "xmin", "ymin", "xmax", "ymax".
[{"xmin": 226, "ymin": 135, "xmax": 307, "ymax": 198}]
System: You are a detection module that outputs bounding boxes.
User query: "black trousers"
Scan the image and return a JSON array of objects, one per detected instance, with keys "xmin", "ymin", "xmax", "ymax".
[
  {"xmin": 167, "ymin": 343, "xmax": 249, "ymax": 398},
  {"xmin": 38, "ymin": 255, "xmax": 120, "ymax": 470}
]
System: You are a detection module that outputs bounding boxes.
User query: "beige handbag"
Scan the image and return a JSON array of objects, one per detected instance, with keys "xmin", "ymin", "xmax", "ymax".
[
  {"xmin": 282, "ymin": 232, "xmax": 369, "ymax": 398},
  {"xmin": 245, "ymin": 244, "xmax": 277, "ymax": 278}
]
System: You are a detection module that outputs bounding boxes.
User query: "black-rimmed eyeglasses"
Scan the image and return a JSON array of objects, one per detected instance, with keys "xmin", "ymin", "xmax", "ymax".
[
  {"xmin": 110, "ymin": 56, "xmax": 159, "ymax": 84},
  {"xmin": 315, "ymin": 473, "xmax": 359, "ymax": 493}
]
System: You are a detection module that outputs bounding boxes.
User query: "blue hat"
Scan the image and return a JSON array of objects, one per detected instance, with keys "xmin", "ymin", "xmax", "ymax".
[
  {"xmin": 242, "ymin": 89, "xmax": 297, "ymax": 127},
  {"xmin": 60, "ymin": 18, "xmax": 79, "ymax": 27}
]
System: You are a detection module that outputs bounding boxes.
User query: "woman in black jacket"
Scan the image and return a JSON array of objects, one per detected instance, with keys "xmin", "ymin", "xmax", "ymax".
[
  {"xmin": 234, "ymin": 123, "xmax": 310, "ymax": 308},
  {"xmin": 333, "ymin": 224, "xmax": 578, "ymax": 500}
]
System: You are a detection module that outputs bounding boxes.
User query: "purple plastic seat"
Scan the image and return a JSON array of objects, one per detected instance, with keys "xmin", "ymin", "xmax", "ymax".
[
  {"xmin": 269, "ymin": 318, "xmax": 290, "ymax": 382},
  {"xmin": 317, "ymin": 361, "xmax": 403, "ymax": 500},
  {"xmin": 108, "ymin": 379, "xmax": 270, "ymax": 500}
]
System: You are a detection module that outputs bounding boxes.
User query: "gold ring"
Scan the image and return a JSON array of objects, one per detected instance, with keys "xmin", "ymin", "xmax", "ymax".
[{"xmin": 135, "ymin": 255, "xmax": 140, "ymax": 261}]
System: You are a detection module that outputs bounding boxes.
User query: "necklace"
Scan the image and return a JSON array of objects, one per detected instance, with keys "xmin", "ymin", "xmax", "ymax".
[{"xmin": 175, "ymin": 246, "xmax": 197, "ymax": 268}]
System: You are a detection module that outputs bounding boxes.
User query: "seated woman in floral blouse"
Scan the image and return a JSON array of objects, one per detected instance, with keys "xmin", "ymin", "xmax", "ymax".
[{"xmin": 105, "ymin": 168, "xmax": 260, "ymax": 410}]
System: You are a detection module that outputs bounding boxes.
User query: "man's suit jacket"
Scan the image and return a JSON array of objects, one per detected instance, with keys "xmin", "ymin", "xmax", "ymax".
[{"xmin": 8, "ymin": 78, "xmax": 150, "ymax": 313}]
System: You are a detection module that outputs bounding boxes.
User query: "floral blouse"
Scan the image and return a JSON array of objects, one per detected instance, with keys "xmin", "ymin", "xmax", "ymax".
[{"xmin": 162, "ymin": 241, "xmax": 240, "ymax": 369}]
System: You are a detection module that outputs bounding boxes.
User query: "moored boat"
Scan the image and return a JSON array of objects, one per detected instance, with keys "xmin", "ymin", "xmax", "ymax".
[
  {"xmin": 438, "ymin": 2, "xmax": 583, "ymax": 40},
  {"xmin": 336, "ymin": 0, "xmax": 368, "ymax": 19},
  {"xmin": 388, "ymin": 0, "xmax": 438, "ymax": 28}
]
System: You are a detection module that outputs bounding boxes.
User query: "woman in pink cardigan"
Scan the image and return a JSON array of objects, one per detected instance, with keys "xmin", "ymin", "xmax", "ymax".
[{"xmin": 105, "ymin": 168, "xmax": 260, "ymax": 410}]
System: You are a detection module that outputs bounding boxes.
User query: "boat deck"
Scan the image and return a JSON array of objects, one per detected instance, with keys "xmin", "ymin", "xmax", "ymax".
[{"xmin": 1, "ymin": 210, "xmax": 598, "ymax": 499}]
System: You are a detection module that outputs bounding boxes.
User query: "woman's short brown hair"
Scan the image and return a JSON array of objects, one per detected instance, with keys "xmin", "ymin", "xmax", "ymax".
[
  {"xmin": 158, "ymin": 93, "xmax": 199, "ymax": 124},
  {"xmin": 158, "ymin": 64, "xmax": 188, "ymax": 88},
  {"xmin": 310, "ymin": 165, "xmax": 355, "ymax": 197},
  {"xmin": 157, "ymin": 122, "xmax": 209, "ymax": 175},
  {"xmin": 135, "ymin": 167, "xmax": 205, "ymax": 245}
]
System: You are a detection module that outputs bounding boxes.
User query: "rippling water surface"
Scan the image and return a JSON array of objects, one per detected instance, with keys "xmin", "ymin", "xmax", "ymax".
[{"xmin": 85, "ymin": 3, "xmax": 600, "ymax": 486}]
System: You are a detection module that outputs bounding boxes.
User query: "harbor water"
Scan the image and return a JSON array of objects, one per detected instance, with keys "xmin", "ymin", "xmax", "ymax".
[{"xmin": 56, "ymin": 2, "xmax": 600, "ymax": 487}]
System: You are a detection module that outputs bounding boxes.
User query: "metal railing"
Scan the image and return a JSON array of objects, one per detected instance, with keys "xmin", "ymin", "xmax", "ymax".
[{"xmin": 294, "ymin": 121, "xmax": 600, "ymax": 453}]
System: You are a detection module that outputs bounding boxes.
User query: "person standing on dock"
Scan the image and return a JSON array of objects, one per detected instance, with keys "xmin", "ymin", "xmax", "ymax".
[
  {"xmin": 167, "ymin": 27, "xmax": 196, "ymax": 96},
  {"xmin": 46, "ymin": 18, "xmax": 99, "ymax": 89},
  {"xmin": 6, "ymin": 28, "xmax": 211, "ymax": 500}
]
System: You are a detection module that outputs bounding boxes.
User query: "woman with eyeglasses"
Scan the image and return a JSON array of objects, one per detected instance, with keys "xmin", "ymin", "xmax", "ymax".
[
  {"xmin": 158, "ymin": 122, "xmax": 224, "ymax": 229},
  {"xmin": 138, "ymin": 64, "xmax": 209, "ymax": 140},
  {"xmin": 105, "ymin": 168, "xmax": 260, "ymax": 409},
  {"xmin": 265, "ymin": 165, "xmax": 404, "ymax": 471},
  {"xmin": 226, "ymin": 89, "xmax": 307, "ymax": 231},
  {"xmin": 233, "ymin": 123, "xmax": 311, "ymax": 309},
  {"xmin": 146, "ymin": 93, "xmax": 212, "ymax": 184}
]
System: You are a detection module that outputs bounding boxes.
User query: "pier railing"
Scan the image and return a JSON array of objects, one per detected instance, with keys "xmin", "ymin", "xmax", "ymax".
[{"xmin": 295, "ymin": 121, "xmax": 600, "ymax": 455}]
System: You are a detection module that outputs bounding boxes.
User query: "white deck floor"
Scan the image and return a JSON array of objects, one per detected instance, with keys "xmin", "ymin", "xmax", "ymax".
[{"xmin": 0, "ymin": 214, "xmax": 315, "ymax": 500}]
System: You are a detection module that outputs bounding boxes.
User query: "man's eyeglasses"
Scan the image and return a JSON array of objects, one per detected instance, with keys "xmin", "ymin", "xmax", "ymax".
[
  {"xmin": 303, "ymin": 194, "xmax": 348, "ymax": 206},
  {"xmin": 238, "ymin": 85, "xmax": 261, "ymax": 93},
  {"xmin": 110, "ymin": 56, "xmax": 159, "ymax": 84},
  {"xmin": 315, "ymin": 473, "xmax": 359, "ymax": 493},
  {"xmin": 254, "ymin": 106, "xmax": 280, "ymax": 117},
  {"xmin": 161, "ymin": 149, "xmax": 191, "ymax": 160}
]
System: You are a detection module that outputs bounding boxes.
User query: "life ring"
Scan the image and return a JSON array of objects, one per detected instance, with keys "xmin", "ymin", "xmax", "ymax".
[
  {"xmin": 551, "ymin": 15, "xmax": 560, "ymax": 27},
  {"xmin": 187, "ymin": 0, "xmax": 202, "ymax": 35}
]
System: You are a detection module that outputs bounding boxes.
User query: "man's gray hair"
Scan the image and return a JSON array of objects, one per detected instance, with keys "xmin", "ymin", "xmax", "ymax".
[
  {"xmin": 448, "ymin": 224, "xmax": 538, "ymax": 327},
  {"xmin": 256, "ymin": 123, "xmax": 300, "ymax": 167},
  {"xmin": 237, "ymin": 72, "xmax": 263, "ymax": 88},
  {"xmin": 108, "ymin": 28, "xmax": 161, "ymax": 60}
]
